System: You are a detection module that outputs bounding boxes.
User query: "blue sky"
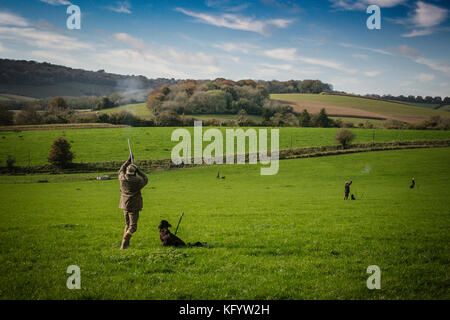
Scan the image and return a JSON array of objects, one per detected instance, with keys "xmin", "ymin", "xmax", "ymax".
[{"xmin": 0, "ymin": 0, "xmax": 449, "ymax": 96}]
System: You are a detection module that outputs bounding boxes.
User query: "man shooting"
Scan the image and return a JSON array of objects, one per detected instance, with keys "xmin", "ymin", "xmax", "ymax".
[{"xmin": 118, "ymin": 153, "xmax": 148, "ymax": 249}]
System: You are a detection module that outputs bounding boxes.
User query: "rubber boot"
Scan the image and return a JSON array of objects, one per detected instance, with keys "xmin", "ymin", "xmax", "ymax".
[{"xmin": 120, "ymin": 233, "xmax": 131, "ymax": 250}]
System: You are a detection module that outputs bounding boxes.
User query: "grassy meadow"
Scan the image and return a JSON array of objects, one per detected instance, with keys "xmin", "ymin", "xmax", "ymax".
[
  {"xmin": 0, "ymin": 147, "xmax": 449, "ymax": 299},
  {"xmin": 1, "ymin": 126, "xmax": 450, "ymax": 166}
]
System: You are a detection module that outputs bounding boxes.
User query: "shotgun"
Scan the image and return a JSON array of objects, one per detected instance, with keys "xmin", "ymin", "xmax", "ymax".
[
  {"xmin": 128, "ymin": 138, "xmax": 134, "ymax": 164},
  {"xmin": 175, "ymin": 212, "xmax": 184, "ymax": 236}
]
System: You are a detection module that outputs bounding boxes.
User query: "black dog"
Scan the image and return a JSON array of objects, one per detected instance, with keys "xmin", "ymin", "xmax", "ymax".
[
  {"xmin": 158, "ymin": 220, "xmax": 206, "ymax": 247},
  {"xmin": 158, "ymin": 220, "xmax": 186, "ymax": 247}
]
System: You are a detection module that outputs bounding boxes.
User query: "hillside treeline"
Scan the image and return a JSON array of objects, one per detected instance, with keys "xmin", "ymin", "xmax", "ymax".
[
  {"xmin": 146, "ymin": 78, "xmax": 331, "ymax": 117},
  {"xmin": 258, "ymin": 80, "xmax": 333, "ymax": 94},
  {"xmin": 0, "ymin": 59, "xmax": 180, "ymax": 98}
]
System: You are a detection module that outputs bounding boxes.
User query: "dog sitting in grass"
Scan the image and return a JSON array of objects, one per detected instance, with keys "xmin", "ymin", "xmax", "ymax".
[
  {"xmin": 158, "ymin": 220, "xmax": 186, "ymax": 247},
  {"xmin": 158, "ymin": 220, "xmax": 206, "ymax": 247}
]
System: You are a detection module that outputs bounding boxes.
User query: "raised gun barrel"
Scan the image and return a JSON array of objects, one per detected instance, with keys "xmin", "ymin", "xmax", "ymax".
[{"xmin": 128, "ymin": 138, "xmax": 134, "ymax": 164}]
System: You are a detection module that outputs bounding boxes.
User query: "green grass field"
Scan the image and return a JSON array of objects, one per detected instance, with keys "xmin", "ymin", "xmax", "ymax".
[
  {"xmin": 89, "ymin": 104, "xmax": 264, "ymax": 122},
  {"xmin": 2, "ymin": 126, "xmax": 450, "ymax": 166},
  {"xmin": 271, "ymin": 94, "xmax": 450, "ymax": 118},
  {"xmin": 92, "ymin": 103, "xmax": 153, "ymax": 120},
  {"xmin": 330, "ymin": 117, "xmax": 385, "ymax": 127},
  {"xmin": 0, "ymin": 147, "xmax": 449, "ymax": 299}
]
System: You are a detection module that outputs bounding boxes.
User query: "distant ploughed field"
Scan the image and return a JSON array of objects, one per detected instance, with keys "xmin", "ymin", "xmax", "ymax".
[{"xmin": 271, "ymin": 94, "xmax": 450, "ymax": 123}]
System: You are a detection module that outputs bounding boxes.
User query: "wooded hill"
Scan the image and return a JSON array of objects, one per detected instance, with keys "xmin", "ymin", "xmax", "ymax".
[{"xmin": 0, "ymin": 59, "xmax": 180, "ymax": 98}]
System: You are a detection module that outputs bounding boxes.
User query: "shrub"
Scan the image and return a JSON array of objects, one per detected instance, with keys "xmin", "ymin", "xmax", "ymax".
[
  {"xmin": 15, "ymin": 106, "xmax": 43, "ymax": 125},
  {"xmin": 299, "ymin": 109, "xmax": 311, "ymax": 127},
  {"xmin": 335, "ymin": 128, "xmax": 355, "ymax": 149},
  {"xmin": 48, "ymin": 97, "xmax": 69, "ymax": 113},
  {"xmin": 154, "ymin": 109, "xmax": 182, "ymax": 126},
  {"xmin": 94, "ymin": 96, "xmax": 117, "ymax": 110},
  {"xmin": 6, "ymin": 155, "xmax": 15, "ymax": 172},
  {"xmin": 312, "ymin": 108, "xmax": 332, "ymax": 127},
  {"xmin": 47, "ymin": 137, "xmax": 74, "ymax": 168},
  {"xmin": 0, "ymin": 105, "xmax": 14, "ymax": 125}
]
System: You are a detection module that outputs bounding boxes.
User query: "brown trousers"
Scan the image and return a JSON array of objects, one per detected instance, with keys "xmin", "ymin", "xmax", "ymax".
[{"xmin": 123, "ymin": 210, "xmax": 140, "ymax": 237}]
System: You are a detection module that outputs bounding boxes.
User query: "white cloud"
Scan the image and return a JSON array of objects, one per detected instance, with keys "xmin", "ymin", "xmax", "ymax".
[
  {"xmin": 411, "ymin": 1, "xmax": 447, "ymax": 28},
  {"xmin": 107, "ymin": 1, "xmax": 132, "ymax": 14},
  {"xmin": 342, "ymin": 43, "xmax": 450, "ymax": 75},
  {"xmin": 399, "ymin": 1, "xmax": 448, "ymax": 37},
  {"xmin": 0, "ymin": 26, "xmax": 93, "ymax": 51},
  {"xmin": 413, "ymin": 56, "xmax": 450, "ymax": 74},
  {"xmin": 40, "ymin": 0, "xmax": 72, "ymax": 5},
  {"xmin": 259, "ymin": 63, "xmax": 292, "ymax": 71},
  {"xmin": 415, "ymin": 73, "xmax": 435, "ymax": 82},
  {"xmin": 213, "ymin": 42, "xmax": 259, "ymax": 54},
  {"xmin": 0, "ymin": 12, "xmax": 29, "ymax": 27},
  {"xmin": 110, "ymin": 32, "xmax": 221, "ymax": 78},
  {"xmin": 392, "ymin": 45, "xmax": 450, "ymax": 74},
  {"xmin": 330, "ymin": 0, "xmax": 405, "ymax": 10},
  {"xmin": 340, "ymin": 43, "xmax": 393, "ymax": 56},
  {"xmin": 402, "ymin": 28, "xmax": 434, "ymax": 37},
  {"xmin": 352, "ymin": 53, "xmax": 368, "ymax": 59},
  {"xmin": 363, "ymin": 71, "xmax": 381, "ymax": 77},
  {"xmin": 392, "ymin": 45, "xmax": 420, "ymax": 58},
  {"xmin": 113, "ymin": 33, "xmax": 146, "ymax": 50},
  {"xmin": 264, "ymin": 47, "xmax": 356, "ymax": 73},
  {"xmin": 264, "ymin": 48, "xmax": 297, "ymax": 61},
  {"xmin": 175, "ymin": 8, "xmax": 292, "ymax": 35}
]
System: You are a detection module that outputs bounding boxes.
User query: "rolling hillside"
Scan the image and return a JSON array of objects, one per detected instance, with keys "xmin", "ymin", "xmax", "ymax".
[
  {"xmin": 271, "ymin": 94, "xmax": 450, "ymax": 123},
  {"xmin": 0, "ymin": 59, "xmax": 180, "ymax": 98}
]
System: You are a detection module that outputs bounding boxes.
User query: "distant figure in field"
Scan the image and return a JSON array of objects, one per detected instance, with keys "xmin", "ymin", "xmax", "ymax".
[
  {"xmin": 351, "ymin": 194, "xmax": 356, "ymax": 200},
  {"xmin": 118, "ymin": 154, "xmax": 148, "ymax": 249},
  {"xmin": 410, "ymin": 177, "xmax": 415, "ymax": 189},
  {"xmin": 344, "ymin": 181, "xmax": 352, "ymax": 200}
]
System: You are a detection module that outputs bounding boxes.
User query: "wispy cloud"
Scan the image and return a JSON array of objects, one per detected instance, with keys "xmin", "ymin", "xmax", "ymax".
[
  {"xmin": 0, "ymin": 12, "xmax": 29, "ymax": 27},
  {"xmin": 415, "ymin": 73, "xmax": 435, "ymax": 82},
  {"xmin": 205, "ymin": 0, "xmax": 250, "ymax": 12},
  {"xmin": 213, "ymin": 42, "xmax": 260, "ymax": 54},
  {"xmin": 175, "ymin": 8, "xmax": 293, "ymax": 35},
  {"xmin": 410, "ymin": 1, "xmax": 447, "ymax": 28},
  {"xmin": 397, "ymin": 1, "xmax": 448, "ymax": 37},
  {"xmin": 352, "ymin": 53, "xmax": 369, "ymax": 59},
  {"xmin": 0, "ymin": 26, "xmax": 93, "ymax": 51},
  {"xmin": 264, "ymin": 47, "xmax": 356, "ymax": 72},
  {"xmin": 111, "ymin": 32, "xmax": 221, "ymax": 78},
  {"xmin": 260, "ymin": 0, "xmax": 302, "ymax": 12},
  {"xmin": 363, "ymin": 70, "xmax": 381, "ymax": 77},
  {"xmin": 402, "ymin": 28, "xmax": 434, "ymax": 37},
  {"xmin": 39, "ymin": 0, "xmax": 72, "ymax": 5},
  {"xmin": 107, "ymin": 1, "xmax": 132, "ymax": 14},
  {"xmin": 392, "ymin": 44, "xmax": 450, "ymax": 73},
  {"xmin": 340, "ymin": 43, "xmax": 393, "ymax": 56},
  {"xmin": 329, "ymin": 0, "xmax": 405, "ymax": 10},
  {"xmin": 346, "ymin": 42, "xmax": 450, "ymax": 74}
]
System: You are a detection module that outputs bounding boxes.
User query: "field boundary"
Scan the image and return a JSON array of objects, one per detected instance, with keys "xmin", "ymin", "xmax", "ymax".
[
  {"xmin": 1, "ymin": 139, "xmax": 449, "ymax": 175},
  {"xmin": 0, "ymin": 123, "xmax": 130, "ymax": 131}
]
